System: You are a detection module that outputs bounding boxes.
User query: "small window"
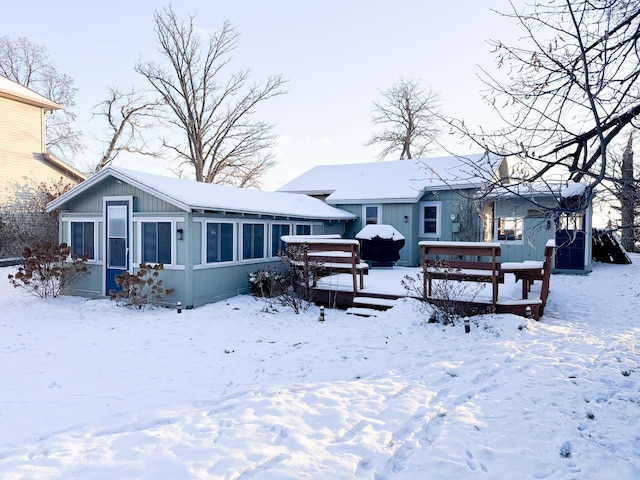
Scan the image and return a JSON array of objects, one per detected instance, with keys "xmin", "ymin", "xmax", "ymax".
[
  {"xmin": 420, "ymin": 201, "xmax": 441, "ymax": 237},
  {"xmin": 363, "ymin": 205, "xmax": 381, "ymax": 225},
  {"xmin": 71, "ymin": 221, "xmax": 95, "ymax": 259},
  {"xmin": 295, "ymin": 224, "xmax": 311, "ymax": 235},
  {"xmin": 497, "ymin": 217, "xmax": 523, "ymax": 242},
  {"xmin": 142, "ymin": 222, "xmax": 172, "ymax": 264},
  {"xmin": 272, "ymin": 224, "xmax": 290, "ymax": 256},
  {"xmin": 242, "ymin": 223, "xmax": 265, "ymax": 260},
  {"xmin": 206, "ymin": 222, "xmax": 234, "ymax": 263}
]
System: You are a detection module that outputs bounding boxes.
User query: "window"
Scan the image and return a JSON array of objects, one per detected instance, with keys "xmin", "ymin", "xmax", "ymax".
[
  {"xmin": 142, "ymin": 222, "xmax": 171, "ymax": 264},
  {"xmin": 272, "ymin": 224, "xmax": 290, "ymax": 257},
  {"xmin": 71, "ymin": 221, "xmax": 95, "ymax": 259},
  {"xmin": 497, "ymin": 217, "xmax": 523, "ymax": 242},
  {"xmin": 295, "ymin": 224, "xmax": 311, "ymax": 235},
  {"xmin": 242, "ymin": 223, "xmax": 265, "ymax": 260},
  {"xmin": 206, "ymin": 222, "xmax": 234, "ymax": 263},
  {"xmin": 420, "ymin": 201, "xmax": 441, "ymax": 237},
  {"xmin": 363, "ymin": 205, "xmax": 381, "ymax": 225}
]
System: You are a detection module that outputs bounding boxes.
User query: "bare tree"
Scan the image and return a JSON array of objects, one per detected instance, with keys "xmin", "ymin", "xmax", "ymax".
[
  {"xmin": 0, "ymin": 36, "xmax": 82, "ymax": 160},
  {"xmin": 447, "ymin": 1, "xmax": 640, "ymax": 209},
  {"xmin": 135, "ymin": 6, "xmax": 286, "ymax": 187},
  {"xmin": 366, "ymin": 78, "xmax": 442, "ymax": 160},
  {"xmin": 92, "ymin": 87, "xmax": 165, "ymax": 173}
]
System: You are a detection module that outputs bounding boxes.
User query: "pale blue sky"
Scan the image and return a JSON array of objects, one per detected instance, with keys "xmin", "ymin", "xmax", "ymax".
[{"xmin": 3, "ymin": 0, "xmax": 517, "ymax": 189}]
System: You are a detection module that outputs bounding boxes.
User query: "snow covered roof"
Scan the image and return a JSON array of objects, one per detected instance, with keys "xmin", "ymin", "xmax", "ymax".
[
  {"xmin": 481, "ymin": 181, "xmax": 564, "ymax": 199},
  {"xmin": 277, "ymin": 153, "xmax": 502, "ymax": 204},
  {"xmin": 561, "ymin": 180, "xmax": 588, "ymax": 198},
  {"xmin": 46, "ymin": 166, "xmax": 357, "ymax": 221},
  {"xmin": 0, "ymin": 75, "xmax": 62, "ymax": 110}
]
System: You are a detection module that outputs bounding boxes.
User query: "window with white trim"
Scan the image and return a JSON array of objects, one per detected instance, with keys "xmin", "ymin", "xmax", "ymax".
[
  {"xmin": 206, "ymin": 222, "xmax": 234, "ymax": 263},
  {"xmin": 141, "ymin": 222, "xmax": 172, "ymax": 264},
  {"xmin": 363, "ymin": 205, "xmax": 381, "ymax": 225},
  {"xmin": 271, "ymin": 223, "xmax": 290, "ymax": 257},
  {"xmin": 242, "ymin": 223, "xmax": 265, "ymax": 260},
  {"xmin": 70, "ymin": 221, "xmax": 95, "ymax": 259},
  {"xmin": 295, "ymin": 224, "xmax": 311, "ymax": 235},
  {"xmin": 419, "ymin": 201, "xmax": 441, "ymax": 237},
  {"xmin": 497, "ymin": 217, "xmax": 523, "ymax": 242}
]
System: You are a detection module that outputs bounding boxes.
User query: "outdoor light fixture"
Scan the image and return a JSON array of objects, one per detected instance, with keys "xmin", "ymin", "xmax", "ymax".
[
  {"xmin": 404, "ymin": 215, "xmax": 408, "ymax": 223},
  {"xmin": 177, "ymin": 301, "xmax": 182, "ymax": 314},
  {"xmin": 177, "ymin": 228, "xmax": 184, "ymax": 240},
  {"xmin": 525, "ymin": 306, "xmax": 532, "ymax": 318},
  {"xmin": 318, "ymin": 305, "xmax": 325, "ymax": 322},
  {"xmin": 464, "ymin": 317, "xmax": 471, "ymax": 333}
]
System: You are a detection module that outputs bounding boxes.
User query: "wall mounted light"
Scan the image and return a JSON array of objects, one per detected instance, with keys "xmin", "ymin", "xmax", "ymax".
[
  {"xmin": 404, "ymin": 215, "xmax": 408, "ymax": 223},
  {"xmin": 177, "ymin": 228, "xmax": 184, "ymax": 240}
]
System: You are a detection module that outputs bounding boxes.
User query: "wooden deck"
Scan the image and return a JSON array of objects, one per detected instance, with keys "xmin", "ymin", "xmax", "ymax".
[{"xmin": 312, "ymin": 266, "xmax": 550, "ymax": 319}]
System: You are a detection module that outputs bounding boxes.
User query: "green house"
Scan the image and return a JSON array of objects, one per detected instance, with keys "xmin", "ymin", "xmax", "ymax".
[
  {"xmin": 46, "ymin": 167, "xmax": 356, "ymax": 308},
  {"xmin": 277, "ymin": 154, "xmax": 593, "ymax": 273}
]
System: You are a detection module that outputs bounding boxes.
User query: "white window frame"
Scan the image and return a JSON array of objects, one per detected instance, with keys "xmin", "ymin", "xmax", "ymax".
[
  {"xmin": 240, "ymin": 221, "xmax": 267, "ymax": 262},
  {"xmin": 419, "ymin": 201, "xmax": 442, "ymax": 238},
  {"xmin": 133, "ymin": 217, "xmax": 183, "ymax": 268},
  {"xmin": 496, "ymin": 216, "xmax": 524, "ymax": 244},
  {"xmin": 66, "ymin": 217, "xmax": 100, "ymax": 264},
  {"xmin": 363, "ymin": 204, "xmax": 382, "ymax": 225},
  {"xmin": 270, "ymin": 222, "xmax": 292, "ymax": 258},
  {"xmin": 201, "ymin": 220, "xmax": 237, "ymax": 266}
]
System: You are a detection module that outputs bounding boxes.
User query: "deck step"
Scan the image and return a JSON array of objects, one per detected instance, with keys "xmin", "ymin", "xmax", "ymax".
[
  {"xmin": 346, "ymin": 307, "xmax": 380, "ymax": 317},
  {"xmin": 352, "ymin": 296, "xmax": 397, "ymax": 310}
]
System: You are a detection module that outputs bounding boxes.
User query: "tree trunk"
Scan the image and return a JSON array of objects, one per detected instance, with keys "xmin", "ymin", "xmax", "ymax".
[{"xmin": 620, "ymin": 134, "xmax": 635, "ymax": 251}]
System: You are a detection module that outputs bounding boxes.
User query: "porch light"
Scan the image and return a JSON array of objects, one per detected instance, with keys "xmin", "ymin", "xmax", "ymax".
[{"xmin": 177, "ymin": 228, "xmax": 184, "ymax": 240}]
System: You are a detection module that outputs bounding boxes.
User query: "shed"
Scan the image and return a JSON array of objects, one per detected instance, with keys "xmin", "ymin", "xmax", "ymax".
[{"xmin": 46, "ymin": 166, "xmax": 356, "ymax": 308}]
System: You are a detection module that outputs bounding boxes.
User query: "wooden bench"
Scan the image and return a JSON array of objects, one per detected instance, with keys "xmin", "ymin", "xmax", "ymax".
[
  {"xmin": 282, "ymin": 235, "xmax": 369, "ymax": 293},
  {"xmin": 499, "ymin": 240, "xmax": 555, "ymax": 316},
  {"xmin": 419, "ymin": 241, "xmax": 503, "ymax": 305}
]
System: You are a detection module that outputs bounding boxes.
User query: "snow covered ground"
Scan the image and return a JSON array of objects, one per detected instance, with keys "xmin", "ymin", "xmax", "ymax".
[{"xmin": 0, "ymin": 257, "xmax": 639, "ymax": 479}]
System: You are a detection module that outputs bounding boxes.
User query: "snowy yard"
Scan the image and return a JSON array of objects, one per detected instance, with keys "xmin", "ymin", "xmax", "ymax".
[{"xmin": 0, "ymin": 258, "xmax": 639, "ymax": 479}]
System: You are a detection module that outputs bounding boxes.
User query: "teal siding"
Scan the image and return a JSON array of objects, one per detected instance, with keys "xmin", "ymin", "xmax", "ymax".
[
  {"xmin": 58, "ymin": 179, "xmax": 353, "ymax": 307},
  {"xmin": 492, "ymin": 196, "xmax": 556, "ymax": 263},
  {"xmin": 63, "ymin": 177, "xmax": 182, "ymax": 214},
  {"xmin": 334, "ymin": 189, "xmax": 482, "ymax": 266}
]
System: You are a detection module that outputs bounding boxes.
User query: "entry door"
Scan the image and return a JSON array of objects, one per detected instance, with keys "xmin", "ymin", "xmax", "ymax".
[
  {"xmin": 555, "ymin": 212, "xmax": 586, "ymax": 271},
  {"xmin": 105, "ymin": 200, "xmax": 129, "ymax": 294}
]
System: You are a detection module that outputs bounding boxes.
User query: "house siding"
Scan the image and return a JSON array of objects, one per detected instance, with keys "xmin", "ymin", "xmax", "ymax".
[
  {"xmin": 56, "ymin": 174, "xmax": 353, "ymax": 307},
  {"xmin": 491, "ymin": 196, "xmax": 557, "ymax": 263}
]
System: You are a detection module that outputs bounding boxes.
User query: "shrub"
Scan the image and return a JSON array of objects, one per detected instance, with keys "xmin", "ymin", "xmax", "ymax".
[
  {"xmin": 7, "ymin": 243, "xmax": 89, "ymax": 298},
  {"xmin": 109, "ymin": 263, "xmax": 174, "ymax": 309},
  {"xmin": 247, "ymin": 245, "xmax": 321, "ymax": 314},
  {"xmin": 248, "ymin": 267, "xmax": 288, "ymax": 298},
  {"xmin": 0, "ymin": 178, "xmax": 75, "ymax": 258},
  {"xmin": 402, "ymin": 261, "xmax": 486, "ymax": 326}
]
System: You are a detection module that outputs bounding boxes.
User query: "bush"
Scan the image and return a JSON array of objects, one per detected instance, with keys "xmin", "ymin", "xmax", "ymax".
[
  {"xmin": 248, "ymin": 267, "xmax": 288, "ymax": 298},
  {"xmin": 109, "ymin": 263, "xmax": 174, "ymax": 309},
  {"xmin": 0, "ymin": 178, "xmax": 75, "ymax": 258},
  {"xmin": 247, "ymin": 246, "xmax": 320, "ymax": 314},
  {"xmin": 7, "ymin": 243, "xmax": 89, "ymax": 298},
  {"xmin": 402, "ymin": 261, "xmax": 486, "ymax": 326}
]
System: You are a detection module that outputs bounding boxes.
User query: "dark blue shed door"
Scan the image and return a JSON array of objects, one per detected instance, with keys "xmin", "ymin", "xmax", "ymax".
[{"xmin": 555, "ymin": 211, "xmax": 586, "ymax": 271}]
